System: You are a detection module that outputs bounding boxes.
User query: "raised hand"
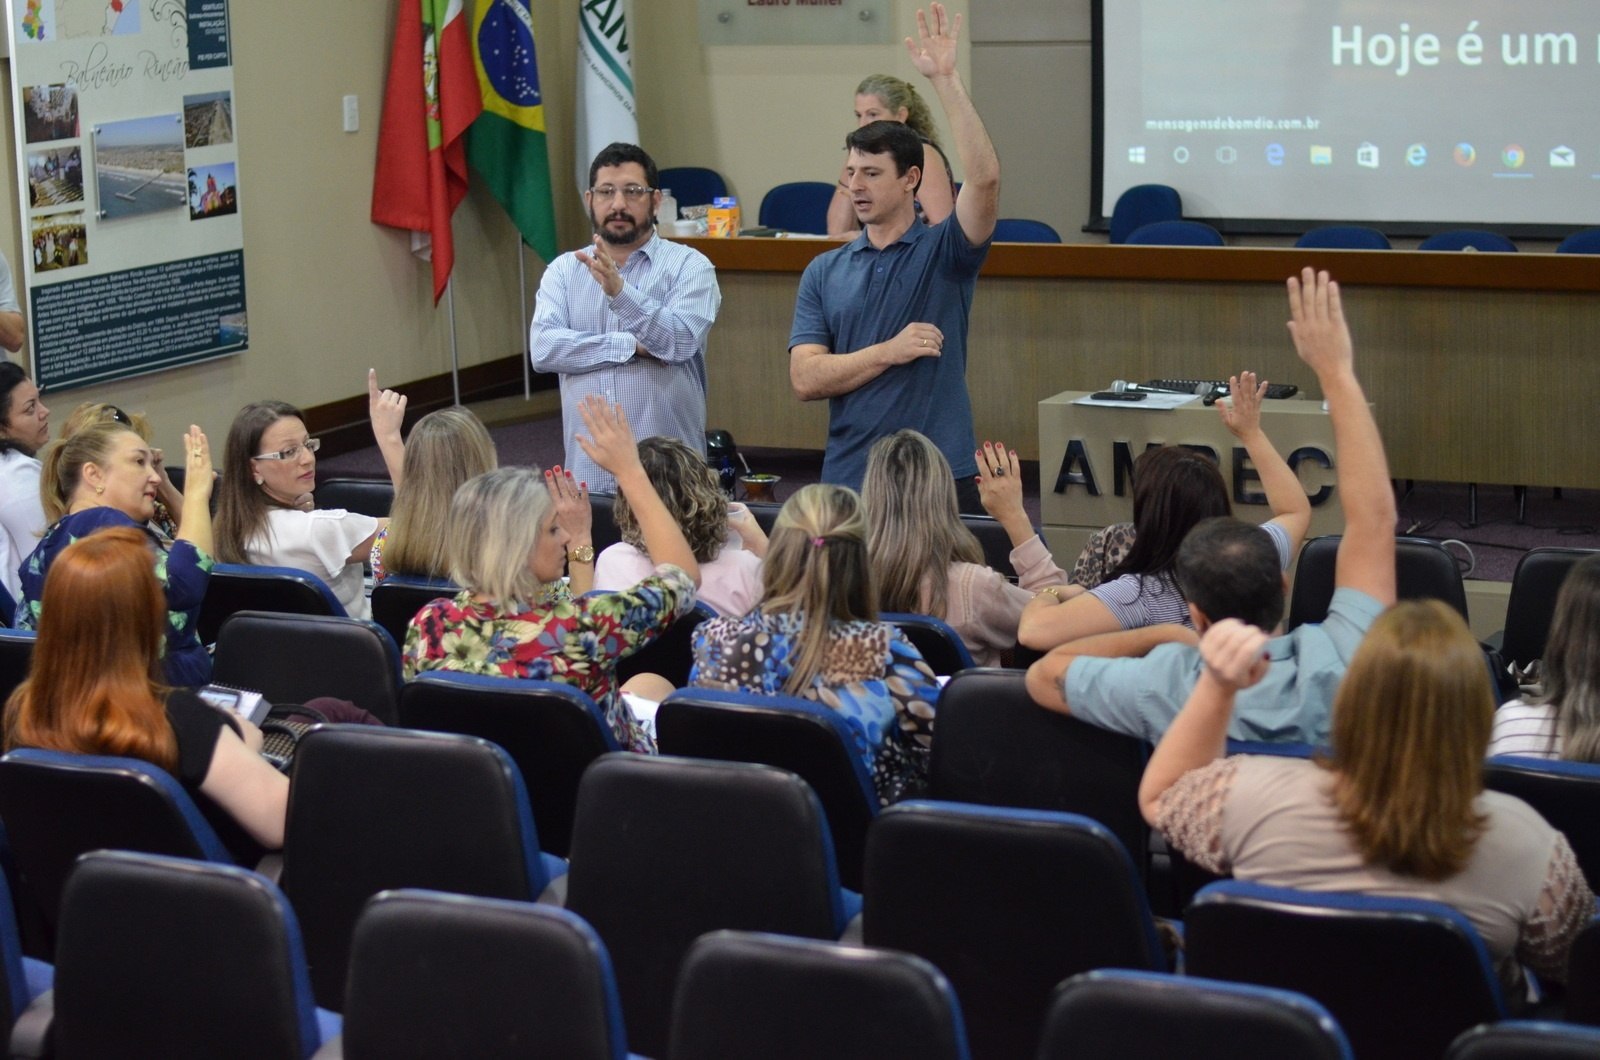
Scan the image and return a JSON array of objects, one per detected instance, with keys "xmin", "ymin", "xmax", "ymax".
[
  {"xmin": 905, "ymin": 2, "xmax": 961, "ymax": 80},
  {"xmin": 183, "ymin": 425, "xmax": 213, "ymax": 501},
  {"xmin": 544, "ymin": 464, "xmax": 591, "ymax": 542},
  {"xmin": 975, "ymin": 440, "xmax": 1024, "ymax": 519},
  {"xmin": 574, "ymin": 395, "xmax": 643, "ymax": 477},
  {"xmin": 1217, "ymin": 370, "xmax": 1267, "ymax": 439},
  {"xmin": 1286, "ymin": 267, "xmax": 1354, "ymax": 377},
  {"xmin": 367, "ymin": 368, "xmax": 407, "ymax": 439},
  {"xmin": 1197, "ymin": 618, "xmax": 1271, "ymax": 692}
]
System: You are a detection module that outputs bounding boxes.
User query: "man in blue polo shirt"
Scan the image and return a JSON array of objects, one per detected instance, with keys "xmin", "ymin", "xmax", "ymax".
[
  {"xmin": 787, "ymin": 3, "xmax": 998, "ymax": 511},
  {"xmin": 1026, "ymin": 269, "xmax": 1398, "ymax": 746}
]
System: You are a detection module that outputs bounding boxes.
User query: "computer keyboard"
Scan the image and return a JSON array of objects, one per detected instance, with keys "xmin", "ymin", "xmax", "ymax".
[{"xmin": 1145, "ymin": 378, "xmax": 1299, "ymax": 400}]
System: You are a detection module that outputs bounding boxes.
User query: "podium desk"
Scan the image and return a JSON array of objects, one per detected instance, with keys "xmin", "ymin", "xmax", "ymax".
[{"xmin": 1037, "ymin": 390, "xmax": 1347, "ymax": 563}]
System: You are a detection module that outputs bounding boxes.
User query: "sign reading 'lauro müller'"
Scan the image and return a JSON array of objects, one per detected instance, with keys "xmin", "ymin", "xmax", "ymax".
[
  {"xmin": 1036, "ymin": 391, "xmax": 1349, "ymax": 558},
  {"xmin": 8, "ymin": 0, "xmax": 247, "ymax": 390}
]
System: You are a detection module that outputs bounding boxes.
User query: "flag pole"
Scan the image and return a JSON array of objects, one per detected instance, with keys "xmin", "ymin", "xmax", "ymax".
[
  {"xmin": 446, "ymin": 277, "xmax": 461, "ymax": 407},
  {"xmin": 518, "ymin": 239, "xmax": 530, "ymax": 400}
]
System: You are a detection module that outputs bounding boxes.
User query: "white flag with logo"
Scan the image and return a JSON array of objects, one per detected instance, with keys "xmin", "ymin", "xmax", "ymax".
[{"xmin": 575, "ymin": 0, "xmax": 637, "ymax": 194}]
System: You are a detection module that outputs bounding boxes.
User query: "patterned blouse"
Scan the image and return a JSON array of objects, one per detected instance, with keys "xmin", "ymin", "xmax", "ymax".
[
  {"xmin": 402, "ymin": 565, "xmax": 697, "ymax": 753},
  {"xmin": 689, "ymin": 609, "xmax": 942, "ymax": 805},
  {"xmin": 18, "ymin": 506, "xmax": 214, "ymax": 687},
  {"xmin": 1068, "ymin": 522, "xmax": 1136, "ymax": 589},
  {"xmin": 369, "ymin": 525, "xmax": 391, "ymax": 585}
]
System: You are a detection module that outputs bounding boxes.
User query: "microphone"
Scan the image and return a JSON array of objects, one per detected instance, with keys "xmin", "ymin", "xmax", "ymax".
[{"xmin": 1109, "ymin": 379, "xmax": 1213, "ymax": 397}]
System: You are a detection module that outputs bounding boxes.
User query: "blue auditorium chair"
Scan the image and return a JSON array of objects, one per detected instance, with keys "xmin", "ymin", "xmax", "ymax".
[
  {"xmin": 279, "ymin": 725, "xmax": 568, "ymax": 1010},
  {"xmin": 1186, "ymin": 881, "xmax": 1506, "ymax": 1060},
  {"xmin": 327, "ymin": 890, "xmax": 632, "ymax": 1059},
  {"xmin": 880, "ymin": 611, "xmax": 975, "ymax": 676},
  {"xmin": 669, "ymin": 931, "xmax": 970, "ymax": 1060},
  {"xmin": 1556, "ymin": 228, "xmax": 1600, "ymax": 254},
  {"xmin": 1040, "ymin": 970, "xmax": 1352, "ymax": 1060},
  {"xmin": 53, "ymin": 850, "xmax": 338, "ymax": 1058},
  {"xmin": 864, "ymin": 800, "xmax": 1167, "ymax": 1058},
  {"xmin": 758, "ymin": 181, "xmax": 835, "ymax": 235},
  {"xmin": 1125, "ymin": 220, "xmax": 1225, "ymax": 246},
  {"xmin": 0, "ymin": 748, "xmax": 242, "ymax": 947},
  {"xmin": 1418, "ymin": 229, "xmax": 1518, "ymax": 252},
  {"xmin": 656, "ymin": 687, "xmax": 879, "ymax": 889},
  {"xmin": 1450, "ymin": 1020, "xmax": 1600, "ymax": 1059},
  {"xmin": 369, "ymin": 572, "xmax": 458, "ymax": 650},
  {"xmin": 658, "ymin": 166, "xmax": 729, "ymax": 209},
  {"xmin": 1109, "ymin": 184, "xmax": 1182, "ymax": 244},
  {"xmin": 1295, "ymin": 225, "xmax": 1391, "ymax": 250},
  {"xmin": 197, "ymin": 562, "xmax": 345, "ymax": 645},
  {"xmin": 566, "ymin": 754, "xmax": 856, "ymax": 1058},
  {"xmin": 398, "ymin": 672, "xmax": 620, "ymax": 858},
  {"xmin": 991, "ymin": 218, "xmax": 1061, "ymax": 243}
]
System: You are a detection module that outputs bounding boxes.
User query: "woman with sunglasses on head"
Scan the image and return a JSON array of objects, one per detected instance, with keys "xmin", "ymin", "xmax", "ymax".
[
  {"xmin": 61, "ymin": 402, "xmax": 187, "ymax": 538},
  {"xmin": 20, "ymin": 419, "xmax": 215, "ymax": 685},
  {"xmin": 0, "ymin": 363, "xmax": 49, "ymax": 605},
  {"xmin": 213, "ymin": 374, "xmax": 405, "ymax": 619}
]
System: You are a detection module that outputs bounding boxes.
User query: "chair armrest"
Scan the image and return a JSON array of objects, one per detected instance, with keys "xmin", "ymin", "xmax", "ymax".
[
  {"xmin": 9, "ymin": 989, "xmax": 54, "ymax": 1058},
  {"xmin": 537, "ymin": 873, "xmax": 569, "ymax": 907},
  {"xmin": 253, "ymin": 852, "xmax": 284, "ymax": 883}
]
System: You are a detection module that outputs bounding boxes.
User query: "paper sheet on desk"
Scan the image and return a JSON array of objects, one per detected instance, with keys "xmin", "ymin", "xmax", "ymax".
[{"xmin": 1073, "ymin": 392, "xmax": 1199, "ymax": 410}]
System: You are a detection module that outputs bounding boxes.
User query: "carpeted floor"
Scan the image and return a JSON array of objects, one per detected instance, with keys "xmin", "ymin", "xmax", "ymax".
[{"xmin": 319, "ymin": 408, "xmax": 1600, "ymax": 583}]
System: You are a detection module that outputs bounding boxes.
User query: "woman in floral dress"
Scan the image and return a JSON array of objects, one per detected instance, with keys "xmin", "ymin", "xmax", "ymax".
[{"xmin": 403, "ymin": 396, "xmax": 701, "ymax": 752}]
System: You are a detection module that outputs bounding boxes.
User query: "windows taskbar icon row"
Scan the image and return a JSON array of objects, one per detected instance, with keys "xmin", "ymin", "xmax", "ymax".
[{"xmin": 1129, "ymin": 143, "xmax": 1579, "ymax": 170}]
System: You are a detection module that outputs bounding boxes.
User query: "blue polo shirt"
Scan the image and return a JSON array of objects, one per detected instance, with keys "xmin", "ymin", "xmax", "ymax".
[
  {"xmin": 1064, "ymin": 587, "xmax": 1387, "ymax": 745},
  {"xmin": 789, "ymin": 214, "xmax": 990, "ymax": 489}
]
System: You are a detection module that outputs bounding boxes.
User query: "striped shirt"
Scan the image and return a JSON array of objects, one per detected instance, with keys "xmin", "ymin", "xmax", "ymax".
[
  {"xmin": 531, "ymin": 232, "xmax": 721, "ymax": 493},
  {"xmin": 1488, "ymin": 699, "xmax": 1562, "ymax": 759},
  {"xmin": 1088, "ymin": 520, "xmax": 1293, "ymax": 631}
]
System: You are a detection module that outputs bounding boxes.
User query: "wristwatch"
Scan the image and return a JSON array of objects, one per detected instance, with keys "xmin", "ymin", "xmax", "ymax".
[{"xmin": 567, "ymin": 543, "xmax": 595, "ymax": 565}]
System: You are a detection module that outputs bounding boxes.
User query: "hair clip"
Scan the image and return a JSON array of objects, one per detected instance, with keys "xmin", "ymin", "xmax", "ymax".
[
  {"xmin": 811, "ymin": 536, "xmax": 826, "ymax": 548},
  {"xmin": 107, "ymin": 406, "xmax": 132, "ymax": 427}
]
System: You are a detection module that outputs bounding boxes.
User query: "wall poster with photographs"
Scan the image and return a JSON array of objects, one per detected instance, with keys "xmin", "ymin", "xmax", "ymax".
[{"xmin": 8, "ymin": 0, "xmax": 247, "ymax": 390}]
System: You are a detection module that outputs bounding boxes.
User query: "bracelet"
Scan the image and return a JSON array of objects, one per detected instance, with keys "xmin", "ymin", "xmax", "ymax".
[{"xmin": 1035, "ymin": 586, "xmax": 1064, "ymax": 602}]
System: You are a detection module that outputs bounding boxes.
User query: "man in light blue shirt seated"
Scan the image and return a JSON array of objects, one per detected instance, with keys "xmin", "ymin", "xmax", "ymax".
[{"xmin": 1026, "ymin": 268, "xmax": 1397, "ymax": 745}]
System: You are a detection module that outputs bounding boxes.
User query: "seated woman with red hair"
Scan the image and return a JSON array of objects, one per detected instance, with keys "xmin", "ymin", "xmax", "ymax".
[{"xmin": 4, "ymin": 527, "xmax": 287, "ymax": 849}]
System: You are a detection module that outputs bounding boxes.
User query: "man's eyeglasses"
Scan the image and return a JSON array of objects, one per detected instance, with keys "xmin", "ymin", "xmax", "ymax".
[
  {"xmin": 588, "ymin": 184, "xmax": 653, "ymax": 203},
  {"xmin": 253, "ymin": 438, "xmax": 321, "ymax": 462}
]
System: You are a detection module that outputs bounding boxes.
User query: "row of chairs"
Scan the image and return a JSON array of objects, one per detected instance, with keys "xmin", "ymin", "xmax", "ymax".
[
  {"xmin": 7, "ymin": 597, "xmax": 1599, "ymax": 900},
  {"xmin": 1120, "ymin": 220, "xmax": 1583, "ymax": 251},
  {"xmin": 0, "ymin": 844, "xmax": 1347, "ymax": 1060},
  {"xmin": 27, "ymin": 849, "xmax": 1600, "ymax": 1058},
  {"xmin": 9, "ymin": 739, "xmax": 1600, "ymax": 1059},
  {"xmin": 1109, "ymin": 183, "xmax": 1600, "ymax": 251}
]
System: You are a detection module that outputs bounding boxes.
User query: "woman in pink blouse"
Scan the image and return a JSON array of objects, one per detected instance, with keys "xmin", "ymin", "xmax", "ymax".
[
  {"xmin": 862, "ymin": 430, "xmax": 1066, "ymax": 667},
  {"xmin": 593, "ymin": 435, "xmax": 766, "ymax": 617},
  {"xmin": 1141, "ymin": 601, "xmax": 1593, "ymax": 998}
]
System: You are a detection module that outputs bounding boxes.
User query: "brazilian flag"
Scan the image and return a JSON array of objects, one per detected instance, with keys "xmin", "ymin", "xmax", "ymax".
[{"xmin": 467, "ymin": 0, "xmax": 558, "ymax": 262}]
